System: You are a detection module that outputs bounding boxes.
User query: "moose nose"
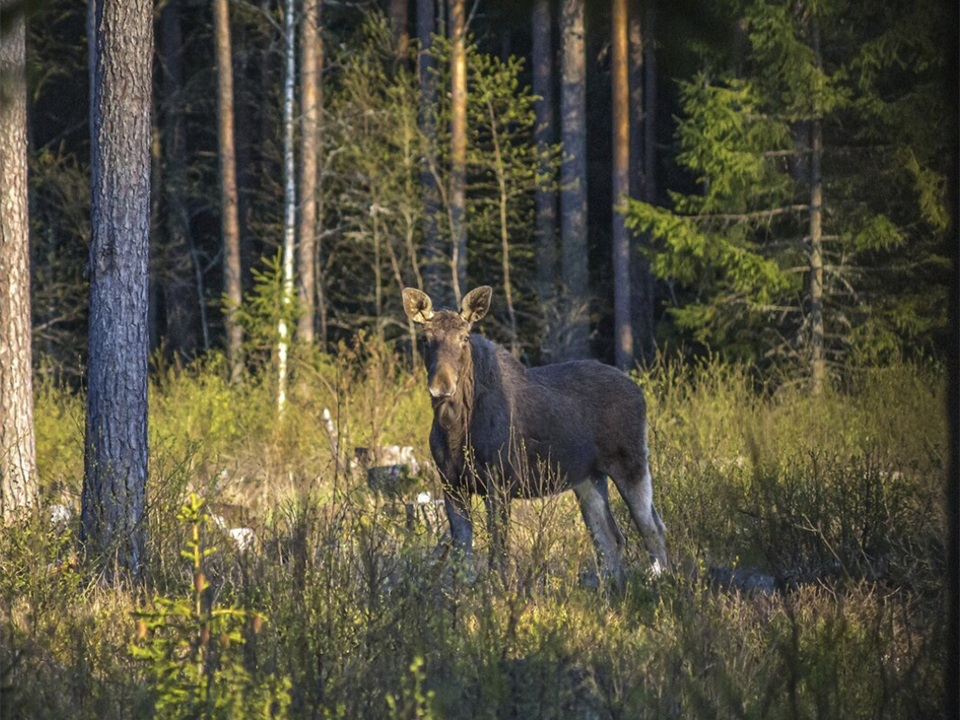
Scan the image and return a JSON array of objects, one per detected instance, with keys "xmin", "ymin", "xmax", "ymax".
[{"xmin": 429, "ymin": 382, "xmax": 456, "ymax": 399}]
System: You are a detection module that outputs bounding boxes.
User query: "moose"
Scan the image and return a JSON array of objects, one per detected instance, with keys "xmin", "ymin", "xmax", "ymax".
[{"xmin": 403, "ymin": 286, "xmax": 669, "ymax": 580}]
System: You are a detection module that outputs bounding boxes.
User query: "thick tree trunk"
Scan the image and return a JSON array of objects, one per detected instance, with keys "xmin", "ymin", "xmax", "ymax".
[
  {"xmin": 532, "ymin": 0, "xmax": 557, "ymax": 357},
  {"xmin": 628, "ymin": 0, "xmax": 654, "ymax": 366},
  {"xmin": 449, "ymin": 0, "xmax": 467, "ymax": 304},
  {"xmin": 560, "ymin": 0, "xmax": 589, "ymax": 359},
  {"xmin": 278, "ymin": 0, "xmax": 297, "ymax": 413},
  {"xmin": 612, "ymin": 0, "xmax": 632, "ymax": 371},
  {"xmin": 82, "ymin": 0, "xmax": 153, "ymax": 578},
  {"xmin": 809, "ymin": 23, "xmax": 825, "ymax": 395},
  {"xmin": 0, "ymin": 12, "xmax": 38, "ymax": 521},
  {"xmin": 418, "ymin": 0, "xmax": 443, "ymax": 300},
  {"xmin": 160, "ymin": 0, "xmax": 204, "ymax": 357},
  {"xmin": 389, "ymin": 0, "xmax": 409, "ymax": 59},
  {"xmin": 214, "ymin": 0, "xmax": 243, "ymax": 382},
  {"xmin": 298, "ymin": 0, "xmax": 320, "ymax": 345}
]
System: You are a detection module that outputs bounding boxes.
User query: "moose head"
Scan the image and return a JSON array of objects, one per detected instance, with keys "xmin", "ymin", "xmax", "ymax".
[{"xmin": 402, "ymin": 286, "xmax": 492, "ymax": 400}]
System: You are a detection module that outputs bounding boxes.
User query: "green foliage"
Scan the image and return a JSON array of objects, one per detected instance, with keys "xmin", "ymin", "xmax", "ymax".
[
  {"xmin": 131, "ymin": 493, "xmax": 291, "ymax": 720},
  {"xmin": 626, "ymin": 0, "xmax": 949, "ymax": 370},
  {"xmin": 231, "ymin": 252, "xmax": 303, "ymax": 369},
  {"xmin": 386, "ymin": 657, "xmax": 436, "ymax": 720}
]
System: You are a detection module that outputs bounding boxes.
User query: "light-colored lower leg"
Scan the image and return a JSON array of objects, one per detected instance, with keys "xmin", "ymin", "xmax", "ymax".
[{"xmin": 572, "ymin": 476, "xmax": 624, "ymax": 581}]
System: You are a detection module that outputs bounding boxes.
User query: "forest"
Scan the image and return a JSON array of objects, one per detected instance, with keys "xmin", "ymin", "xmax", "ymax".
[{"xmin": 0, "ymin": 0, "xmax": 956, "ymax": 718}]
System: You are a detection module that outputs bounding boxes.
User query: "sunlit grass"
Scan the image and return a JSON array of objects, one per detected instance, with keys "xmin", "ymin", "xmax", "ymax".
[{"xmin": 4, "ymin": 346, "xmax": 947, "ymax": 719}]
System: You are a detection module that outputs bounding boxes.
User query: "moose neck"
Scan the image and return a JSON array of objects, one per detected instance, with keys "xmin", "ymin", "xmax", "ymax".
[{"xmin": 434, "ymin": 337, "xmax": 478, "ymax": 462}]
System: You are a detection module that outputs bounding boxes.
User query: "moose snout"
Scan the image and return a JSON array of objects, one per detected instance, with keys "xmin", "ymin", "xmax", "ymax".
[
  {"xmin": 429, "ymin": 381, "xmax": 457, "ymax": 399},
  {"xmin": 428, "ymin": 367, "xmax": 458, "ymax": 399}
]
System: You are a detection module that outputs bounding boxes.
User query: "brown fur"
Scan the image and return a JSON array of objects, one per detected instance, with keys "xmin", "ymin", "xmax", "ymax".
[{"xmin": 403, "ymin": 287, "xmax": 669, "ymax": 577}]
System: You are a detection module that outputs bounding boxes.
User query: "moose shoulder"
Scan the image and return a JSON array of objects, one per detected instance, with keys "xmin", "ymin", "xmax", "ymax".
[{"xmin": 403, "ymin": 286, "xmax": 669, "ymax": 579}]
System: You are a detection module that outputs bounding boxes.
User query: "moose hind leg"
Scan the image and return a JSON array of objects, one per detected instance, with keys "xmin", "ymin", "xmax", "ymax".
[
  {"xmin": 572, "ymin": 476, "xmax": 625, "ymax": 582},
  {"xmin": 609, "ymin": 460, "xmax": 670, "ymax": 574}
]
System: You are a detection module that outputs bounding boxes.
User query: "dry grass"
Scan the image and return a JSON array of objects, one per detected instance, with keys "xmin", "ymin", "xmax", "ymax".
[{"xmin": 2, "ymin": 347, "xmax": 947, "ymax": 719}]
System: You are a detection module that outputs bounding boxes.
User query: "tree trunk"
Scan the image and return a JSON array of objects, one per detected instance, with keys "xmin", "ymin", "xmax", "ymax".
[
  {"xmin": 629, "ymin": 0, "xmax": 654, "ymax": 366},
  {"xmin": 488, "ymin": 101, "xmax": 519, "ymax": 355},
  {"xmin": 278, "ymin": 0, "xmax": 297, "ymax": 413},
  {"xmin": 214, "ymin": 0, "xmax": 243, "ymax": 382},
  {"xmin": 418, "ymin": 0, "xmax": 443, "ymax": 300},
  {"xmin": 943, "ymin": 3, "xmax": 960, "ymax": 718},
  {"xmin": 389, "ymin": 0, "xmax": 409, "ymax": 59},
  {"xmin": 315, "ymin": 3, "xmax": 328, "ymax": 351},
  {"xmin": 560, "ymin": 0, "xmax": 589, "ymax": 359},
  {"xmin": 612, "ymin": 0, "xmax": 632, "ymax": 371},
  {"xmin": 809, "ymin": 23, "xmax": 825, "ymax": 395},
  {"xmin": 82, "ymin": 0, "xmax": 153, "ymax": 578},
  {"xmin": 449, "ymin": 0, "xmax": 468, "ymax": 304},
  {"xmin": 532, "ymin": 0, "xmax": 557, "ymax": 357},
  {"xmin": 298, "ymin": 0, "xmax": 320, "ymax": 345},
  {"xmin": 0, "ymin": 11, "xmax": 38, "ymax": 521},
  {"xmin": 160, "ymin": 0, "xmax": 203, "ymax": 358},
  {"xmin": 643, "ymin": 1, "xmax": 656, "ymax": 205}
]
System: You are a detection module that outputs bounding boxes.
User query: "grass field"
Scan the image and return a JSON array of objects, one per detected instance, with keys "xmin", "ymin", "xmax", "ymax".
[{"xmin": 2, "ymin": 344, "xmax": 948, "ymax": 719}]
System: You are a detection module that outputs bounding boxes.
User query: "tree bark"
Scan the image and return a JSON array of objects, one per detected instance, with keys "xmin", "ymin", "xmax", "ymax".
[
  {"xmin": 278, "ymin": 0, "xmax": 297, "ymax": 413},
  {"xmin": 947, "ymin": 4, "xmax": 960, "ymax": 714},
  {"xmin": 214, "ymin": 0, "xmax": 243, "ymax": 382},
  {"xmin": 449, "ymin": 0, "xmax": 468, "ymax": 304},
  {"xmin": 418, "ymin": 0, "xmax": 443, "ymax": 300},
  {"xmin": 643, "ymin": 1, "xmax": 656, "ymax": 205},
  {"xmin": 629, "ymin": 0, "xmax": 654, "ymax": 366},
  {"xmin": 298, "ymin": 0, "xmax": 320, "ymax": 345},
  {"xmin": 532, "ymin": 0, "xmax": 557, "ymax": 357},
  {"xmin": 612, "ymin": 0, "xmax": 632, "ymax": 371},
  {"xmin": 0, "ymin": 11, "xmax": 38, "ymax": 521},
  {"xmin": 160, "ymin": 0, "xmax": 204, "ymax": 358},
  {"xmin": 389, "ymin": 0, "xmax": 409, "ymax": 59},
  {"xmin": 560, "ymin": 0, "xmax": 589, "ymax": 359},
  {"xmin": 82, "ymin": 0, "xmax": 153, "ymax": 578},
  {"xmin": 809, "ymin": 23, "xmax": 825, "ymax": 395}
]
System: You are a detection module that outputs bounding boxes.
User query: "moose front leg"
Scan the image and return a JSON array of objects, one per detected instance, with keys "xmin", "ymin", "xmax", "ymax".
[
  {"xmin": 443, "ymin": 488, "xmax": 473, "ymax": 560},
  {"xmin": 484, "ymin": 488, "xmax": 511, "ymax": 573}
]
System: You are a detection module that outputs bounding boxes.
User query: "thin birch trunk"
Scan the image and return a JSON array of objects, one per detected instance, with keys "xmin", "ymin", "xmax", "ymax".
[{"xmin": 278, "ymin": 0, "xmax": 297, "ymax": 413}]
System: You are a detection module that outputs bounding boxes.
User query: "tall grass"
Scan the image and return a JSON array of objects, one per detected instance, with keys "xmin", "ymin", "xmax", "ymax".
[{"xmin": 3, "ymin": 345, "xmax": 947, "ymax": 719}]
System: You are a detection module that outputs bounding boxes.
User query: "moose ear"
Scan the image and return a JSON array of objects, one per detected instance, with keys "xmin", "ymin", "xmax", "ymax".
[
  {"xmin": 402, "ymin": 288, "xmax": 435, "ymax": 324},
  {"xmin": 460, "ymin": 286, "xmax": 492, "ymax": 324}
]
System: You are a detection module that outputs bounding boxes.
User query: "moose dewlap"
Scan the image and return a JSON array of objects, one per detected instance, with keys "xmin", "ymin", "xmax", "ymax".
[{"xmin": 402, "ymin": 286, "xmax": 669, "ymax": 580}]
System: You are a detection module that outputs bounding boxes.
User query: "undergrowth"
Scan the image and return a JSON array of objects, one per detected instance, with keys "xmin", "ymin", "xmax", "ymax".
[{"xmin": 2, "ymin": 344, "xmax": 948, "ymax": 719}]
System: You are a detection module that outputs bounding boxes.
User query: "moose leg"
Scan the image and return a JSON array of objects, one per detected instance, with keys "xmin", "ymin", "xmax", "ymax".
[
  {"xmin": 572, "ymin": 476, "xmax": 625, "ymax": 582},
  {"xmin": 443, "ymin": 488, "xmax": 473, "ymax": 560},
  {"xmin": 608, "ymin": 459, "xmax": 670, "ymax": 574},
  {"xmin": 484, "ymin": 489, "xmax": 511, "ymax": 572}
]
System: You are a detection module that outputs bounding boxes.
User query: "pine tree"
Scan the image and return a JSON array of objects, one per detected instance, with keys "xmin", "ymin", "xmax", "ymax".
[{"xmin": 626, "ymin": 0, "xmax": 950, "ymax": 380}]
